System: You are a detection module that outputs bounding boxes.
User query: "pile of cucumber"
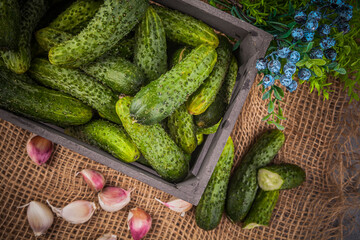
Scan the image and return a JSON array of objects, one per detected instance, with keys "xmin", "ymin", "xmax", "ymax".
[{"xmin": 0, "ymin": 0, "xmax": 238, "ymax": 183}]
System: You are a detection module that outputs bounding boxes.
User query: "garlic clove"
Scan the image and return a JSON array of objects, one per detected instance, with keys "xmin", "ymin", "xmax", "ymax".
[
  {"xmin": 155, "ymin": 197, "xmax": 193, "ymax": 217},
  {"xmin": 97, "ymin": 233, "xmax": 117, "ymax": 240},
  {"xmin": 127, "ymin": 207, "xmax": 152, "ymax": 240},
  {"xmin": 26, "ymin": 134, "xmax": 53, "ymax": 166},
  {"xmin": 21, "ymin": 201, "xmax": 54, "ymax": 237},
  {"xmin": 98, "ymin": 186, "xmax": 132, "ymax": 212},
  {"xmin": 47, "ymin": 200, "xmax": 96, "ymax": 224},
  {"xmin": 78, "ymin": 169, "xmax": 105, "ymax": 192}
]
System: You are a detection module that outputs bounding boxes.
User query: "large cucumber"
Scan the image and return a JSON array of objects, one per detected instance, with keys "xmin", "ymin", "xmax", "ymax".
[
  {"xmin": 35, "ymin": 27, "xmax": 73, "ymax": 51},
  {"xmin": 116, "ymin": 96, "xmax": 189, "ymax": 182},
  {"xmin": 195, "ymin": 137, "xmax": 234, "ymax": 230},
  {"xmin": 48, "ymin": 0, "xmax": 148, "ymax": 68},
  {"xmin": 258, "ymin": 164, "xmax": 306, "ymax": 191},
  {"xmin": 0, "ymin": 67, "xmax": 92, "ymax": 126},
  {"xmin": 197, "ymin": 119, "xmax": 221, "ymax": 135},
  {"xmin": 223, "ymin": 56, "xmax": 238, "ymax": 104},
  {"xmin": 226, "ymin": 129, "xmax": 285, "ymax": 222},
  {"xmin": 153, "ymin": 5, "xmax": 219, "ymax": 47},
  {"xmin": 130, "ymin": 44, "xmax": 217, "ymax": 125},
  {"xmin": 0, "ymin": 0, "xmax": 20, "ymax": 51},
  {"xmin": 243, "ymin": 190, "xmax": 280, "ymax": 229},
  {"xmin": 106, "ymin": 38, "xmax": 135, "ymax": 60},
  {"xmin": 134, "ymin": 6, "xmax": 167, "ymax": 82},
  {"xmin": 187, "ymin": 36, "xmax": 232, "ymax": 115},
  {"xmin": 169, "ymin": 46, "xmax": 192, "ymax": 68},
  {"xmin": 194, "ymin": 94, "xmax": 226, "ymax": 129},
  {"xmin": 28, "ymin": 58, "xmax": 120, "ymax": 124},
  {"xmin": 65, "ymin": 119, "xmax": 140, "ymax": 163}
]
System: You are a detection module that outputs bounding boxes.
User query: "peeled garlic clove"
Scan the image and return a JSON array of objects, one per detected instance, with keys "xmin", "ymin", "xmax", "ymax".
[
  {"xmin": 97, "ymin": 233, "xmax": 117, "ymax": 240},
  {"xmin": 78, "ymin": 169, "xmax": 105, "ymax": 192},
  {"xmin": 98, "ymin": 186, "xmax": 132, "ymax": 212},
  {"xmin": 155, "ymin": 197, "xmax": 193, "ymax": 217},
  {"xmin": 47, "ymin": 200, "xmax": 96, "ymax": 224},
  {"xmin": 22, "ymin": 201, "xmax": 54, "ymax": 237},
  {"xmin": 26, "ymin": 135, "xmax": 53, "ymax": 165},
  {"xmin": 127, "ymin": 207, "xmax": 151, "ymax": 240}
]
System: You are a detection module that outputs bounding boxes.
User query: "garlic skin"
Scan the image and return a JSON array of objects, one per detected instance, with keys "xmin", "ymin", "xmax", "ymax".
[
  {"xmin": 47, "ymin": 200, "xmax": 96, "ymax": 224},
  {"xmin": 24, "ymin": 201, "xmax": 54, "ymax": 237},
  {"xmin": 155, "ymin": 197, "xmax": 193, "ymax": 217},
  {"xmin": 98, "ymin": 186, "xmax": 132, "ymax": 212},
  {"xmin": 127, "ymin": 208, "xmax": 152, "ymax": 240},
  {"xmin": 97, "ymin": 233, "xmax": 117, "ymax": 240},
  {"xmin": 26, "ymin": 135, "xmax": 53, "ymax": 166},
  {"xmin": 78, "ymin": 169, "xmax": 105, "ymax": 192}
]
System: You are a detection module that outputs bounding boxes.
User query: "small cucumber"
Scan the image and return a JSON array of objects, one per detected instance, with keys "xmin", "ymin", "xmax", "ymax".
[
  {"xmin": 258, "ymin": 164, "xmax": 306, "ymax": 191},
  {"xmin": 65, "ymin": 119, "xmax": 140, "ymax": 163},
  {"xmin": 195, "ymin": 137, "xmax": 234, "ymax": 230},
  {"xmin": 194, "ymin": 94, "xmax": 226, "ymax": 129},
  {"xmin": 223, "ymin": 56, "xmax": 238, "ymax": 104},
  {"xmin": 35, "ymin": 27, "xmax": 73, "ymax": 51},
  {"xmin": 137, "ymin": 155, "xmax": 151, "ymax": 167},
  {"xmin": 134, "ymin": 6, "xmax": 167, "ymax": 82},
  {"xmin": 81, "ymin": 55, "xmax": 146, "ymax": 95},
  {"xmin": 243, "ymin": 190, "xmax": 280, "ymax": 229},
  {"xmin": 197, "ymin": 119, "xmax": 221, "ymax": 135},
  {"xmin": 196, "ymin": 133, "xmax": 204, "ymax": 145},
  {"xmin": 154, "ymin": 5, "xmax": 219, "ymax": 47},
  {"xmin": 130, "ymin": 44, "xmax": 217, "ymax": 125},
  {"xmin": 0, "ymin": 0, "xmax": 20, "ymax": 51},
  {"xmin": 116, "ymin": 96, "xmax": 189, "ymax": 182},
  {"xmin": 226, "ymin": 129, "xmax": 285, "ymax": 222},
  {"xmin": 170, "ymin": 47, "xmax": 192, "ymax": 68}
]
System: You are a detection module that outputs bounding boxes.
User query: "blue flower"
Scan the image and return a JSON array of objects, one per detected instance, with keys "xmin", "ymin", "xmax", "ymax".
[
  {"xmin": 262, "ymin": 75, "xmax": 275, "ymax": 88},
  {"xmin": 298, "ymin": 68, "xmax": 312, "ymax": 81},
  {"xmin": 283, "ymin": 62, "xmax": 297, "ymax": 77},
  {"xmin": 288, "ymin": 51, "xmax": 301, "ymax": 63},
  {"xmin": 286, "ymin": 80, "xmax": 298, "ymax": 92},
  {"xmin": 280, "ymin": 75, "xmax": 293, "ymax": 87},
  {"xmin": 256, "ymin": 58, "xmax": 267, "ymax": 71},
  {"xmin": 267, "ymin": 60, "xmax": 281, "ymax": 74}
]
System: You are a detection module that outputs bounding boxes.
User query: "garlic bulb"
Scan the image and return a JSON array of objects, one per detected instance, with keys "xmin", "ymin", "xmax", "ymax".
[
  {"xmin": 47, "ymin": 200, "xmax": 96, "ymax": 224},
  {"xmin": 97, "ymin": 233, "xmax": 117, "ymax": 240},
  {"xmin": 98, "ymin": 186, "xmax": 132, "ymax": 212},
  {"xmin": 155, "ymin": 197, "xmax": 193, "ymax": 217},
  {"xmin": 78, "ymin": 169, "xmax": 105, "ymax": 192},
  {"xmin": 127, "ymin": 208, "xmax": 152, "ymax": 240},
  {"xmin": 26, "ymin": 135, "xmax": 53, "ymax": 165}
]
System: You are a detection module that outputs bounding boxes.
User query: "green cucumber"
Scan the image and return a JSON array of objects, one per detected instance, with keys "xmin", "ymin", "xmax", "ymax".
[
  {"xmin": 49, "ymin": 0, "xmax": 148, "ymax": 68},
  {"xmin": 197, "ymin": 119, "xmax": 221, "ymax": 135},
  {"xmin": 28, "ymin": 58, "xmax": 120, "ymax": 124},
  {"xmin": 35, "ymin": 27, "xmax": 73, "ymax": 51},
  {"xmin": 130, "ymin": 44, "xmax": 217, "ymax": 125},
  {"xmin": 223, "ymin": 56, "xmax": 238, "ymax": 104},
  {"xmin": 116, "ymin": 96, "xmax": 189, "ymax": 182},
  {"xmin": 81, "ymin": 55, "xmax": 146, "ymax": 95},
  {"xmin": 194, "ymin": 94, "xmax": 226, "ymax": 129},
  {"xmin": 170, "ymin": 47, "xmax": 192, "ymax": 68},
  {"xmin": 243, "ymin": 190, "xmax": 280, "ymax": 229},
  {"xmin": 154, "ymin": 5, "xmax": 219, "ymax": 47},
  {"xmin": 226, "ymin": 129, "xmax": 285, "ymax": 222},
  {"xmin": 0, "ymin": 67, "xmax": 92, "ymax": 126},
  {"xmin": 65, "ymin": 119, "xmax": 140, "ymax": 163},
  {"xmin": 106, "ymin": 38, "xmax": 135, "ymax": 60},
  {"xmin": 137, "ymin": 155, "xmax": 151, "ymax": 167},
  {"xmin": 258, "ymin": 164, "xmax": 306, "ymax": 191},
  {"xmin": 187, "ymin": 36, "xmax": 232, "ymax": 115},
  {"xmin": 195, "ymin": 137, "xmax": 234, "ymax": 230},
  {"xmin": 167, "ymin": 104, "xmax": 197, "ymax": 154},
  {"xmin": 49, "ymin": 0, "xmax": 102, "ymax": 34},
  {"xmin": 134, "ymin": 6, "xmax": 167, "ymax": 82},
  {"xmin": 0, "ymin": 0, "xmax": 20, "ymax": 51},
  {"xmin": 196, "ymin": 133, "xmax": 204, "ymax": 145}
]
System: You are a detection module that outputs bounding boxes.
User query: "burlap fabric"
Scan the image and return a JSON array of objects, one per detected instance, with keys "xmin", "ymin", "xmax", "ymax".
[{"xmin": 0, "ymin": 74, "xmax": 358, "ymax": 239}]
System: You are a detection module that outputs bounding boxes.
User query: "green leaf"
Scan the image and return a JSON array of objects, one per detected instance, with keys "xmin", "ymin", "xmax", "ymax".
[
  {"xmin": 233, "ymin": 40, "xmax": 241, "ymax": 51},
  {"xmin": 268, "ymin": 100, "xmax": 274, "ymax": 113},
  {"xmin": 305, "ymin": 61, "xmax": 313, "ymax": 68},
  {"xmin": 323, "ymin": 91, "xmax": 329, "ymax": 100},
  {"xmin": 278, "ymin": 105, "xmax": 283, "ymax": 116},
  {"xmin": 278, "ymin": 23, "xmax": 296, "ymax": 39},
  {"xmin": 277, "ymin": 115, "xmax": 287, "ymax": 120},
  {"xmin": 262, "ymin": 89, "xmax": 271, "ymax": 100},
  {"xmin": 305, "ymin": 42, "xmax": 314, "ymax": 53},
  {"xmin": 335, "ymin": 67, "xmax": 347, "ymax": 74},
  {"xmin": 267, "ymin": 120, "xmax": 275, "ymax": 125},
  {"xmin": 274, "ymin": 122, "xmax": 285, "ymax": 130},
  {"xmin": 262, "ymin": 113, "xmax": 272, "ymax": 121},
  {"xmin": 273, "ymin": 88, "xmax": 281, "ymax": 100},
  {"xmin": 313, "ymin": 65, "xmax": 323, "ymax": 77},
  {"xmin": 343, "ymin": 45, "xmax": 351, "ymax": 55},
  {"xmin": 273, "ymin": 85, "xmax": 284, "ymax": 97},
  {"xmin": 296, "ymin": 60, "xmax": 306, "ymax": 67},
  {"xmin": 327, "ymin": 62, "xmax": 338, "ymax": 69},
  {"xmin": 310, "ymin": 59, "xmax": 327, "ymax": 66}
]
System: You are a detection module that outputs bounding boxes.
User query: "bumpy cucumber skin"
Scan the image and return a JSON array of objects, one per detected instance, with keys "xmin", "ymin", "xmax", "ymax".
[
  {"xmin": 226, "ymin": 129, "xmax": 285, "ymax": 222},
  {"xmin": 116, "ymin": 96, "xmax": 189, "ymax": 182},
  {"xmin": 28, "ymin": 58, "xmax": 120, "ymax": 124},
  {"xmin": 35, "ymin": 27, "xmax": 73, "ymax": 51},
  {"xmin": 1, "ymin": 0, "xmax": 49, "ymax": 74},
  {"xmin": 154, "ymin": 5, "xmax": 219, "ymax": 47},
  {"xmin": 49, "ymin": 0, "xmax": 148, "ymax": 68},
  {"xmin": 134, "ymin": 7, "xmax": 167, "ymax": 82},
  {"xmin": 194, "ymin": 94, "xmax": 226, "ymax": 129},
  {"xmin": 0, "ymin": 67, "xmax": 93, "ymax": 126},
  {"xmin": 81, "ymin": 55, "xmax": 146, "ymax": 95},
  {"xmin": 65, "ymin": 120, "xmax": 140, "ymax": 163},
  {"xmin": 170, "ymin": 47, "xmax": 192, "ymax": 68},
  {"xmin": 223, "ymin": 56, "xmax": 238, "ymax": 104},
  {"xmin": 197, "ymin": 119, "xmax": 221, "ymax": 135},
  {"xmin": 187, "ymin": 36, "xmax": 232, "ymax": 115},
  {"xmin": 0, "ymin": 0, "xmax": 20, "ymax": 50},
  {"xmin": 196, "ymin": 137, "xmax": 234, "ymax": 230},
  {"xmin": 243, "ymin": 190, "xmax": 280, "ymax": 229},
  {"xmin": 167, "ymin": 104, "xmax": 197, "ymax": 154},
  {"xmin": 258, "ymin": 164, "xmax": 306, "ymax": 190},
  {"xmin": 106, "ymin": 38, "xmax": 135, "ymax": 60},
  {"xmin": 196, "ymin": 133, "xmax": 204, "ymax": 145},
  {"xmin": 130, "ymin": 44, "xmax": 217, "ymax": 125},
  {"xmin": 49, "ymin": 0, "xmax": 102, "ymax": 34}
]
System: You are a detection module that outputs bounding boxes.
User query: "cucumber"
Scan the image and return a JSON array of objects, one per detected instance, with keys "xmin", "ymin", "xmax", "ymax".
[
  {"xmin": 28, "ymin": 58, "xmax": 121, "ymax": 124},
  {"xmin": 170, "ymin": 47, "xmax": 192, "ymax": 68},
  {"xmin": 187, "ymin": 36, "xmax": 232, "ymax": 115},
  {"xmin": 196, "ymin": 133, "xmax": 204, "ymax": 145},
  {"xmin": 223, "ymin": 56, "xmax": 238, "ymax": 104},
  {"xmin": 154, "ymin": 5, "xmax": 219, "ymax": 47},
  {"xmin": 106, "ymin": 38, "xmax": 135, "ymax": 60},
  {"xmin": 194, "ymin": 94, "xmax": 226, "ymax": 129},
  {"xmin": 116, "ymin": 96, "xmax": 189, "ymax": 182},
  {"xmin": 243, "ymin": 190, "xmax": 280, "ymax": 229},
  {"xmin": 134, "ymin": 6, "xmax": 167, "ymax": 82},
  {"xmin": 197, "ymin": 119, "xmax": 221, "ymax": 135},
  {"xmin": 0, "ymin": 0, "xmax": 20, "ymax": 51},
  {"xmin": 258, "ymin": 164, "xmax": 306, "ymax": 191},
  {"xmin": 1, "ymin": 0, "xmax": 49, "ymax": 74},
  {"xmin": 167, "ymin": 104, "xmax": 197, "ymax": 154},
  {"xmin": 130, "ymin": 44, "xmax": 217, "ymax": 125},
  {"xmin": 48, "ymin": 0, "xmax": 148, "ymax": 68},
  {"xmin": 137, "ymin": 155, "xmax": 151, "ymax": 167},
  {"xmin": 195, "ymin": 137, "xmax": 234, "ymax": 230},
  {"xmin": 65, "ymin": 119, "xmax": 140, "ymax": 163},
  {"xmin": 35, "ymin": 27, "xmax": 73, "ymax": 51},
  {"xmin": 81, "ymin": 55, "xmax": 146, "ymax": 95},
  {"xmin": 0, "ymin": 67, "xmax": 93, "ymax": 126},
  {"xmin": 226, "ymin": 129, "xmax": 285, "ymax": 222},
  {"xmin": 49, "ymin": 0, "xmax": 102, "ymax": 34}
]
